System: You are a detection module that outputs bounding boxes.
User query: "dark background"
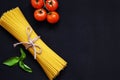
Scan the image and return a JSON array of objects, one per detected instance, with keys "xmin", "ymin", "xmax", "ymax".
[{"xmin": 0, "ymin": 0, "xmax": 120, "ymax": 80}]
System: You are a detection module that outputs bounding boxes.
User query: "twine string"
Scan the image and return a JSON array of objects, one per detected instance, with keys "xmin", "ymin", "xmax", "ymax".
[{"xmin": 13, "ymin": 27, "xmax": 42, "ymax": 59}]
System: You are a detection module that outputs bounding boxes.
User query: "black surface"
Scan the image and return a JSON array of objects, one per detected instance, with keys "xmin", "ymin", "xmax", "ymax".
[{"xmin": 0, "ymin": 0, "xmax": 120, "ymax": 80}]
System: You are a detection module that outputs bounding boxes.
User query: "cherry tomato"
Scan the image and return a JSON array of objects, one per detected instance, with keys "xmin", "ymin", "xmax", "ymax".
[
  {"xmin": 45, "ymin": 0, "xmax": 58, "ymax": 11},
  {"xmin": 34, "ymin": 8, "xmax": 47, "ymax": 21},
  {"xmin": 47, "ymin": 11, "xmax": 60, "ymax": 24},
  {"xmin": 31, "ymin": 0, "xmax": 44, "ymax": 9}
]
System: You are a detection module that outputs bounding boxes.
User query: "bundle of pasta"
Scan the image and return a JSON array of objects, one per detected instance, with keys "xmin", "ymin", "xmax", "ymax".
[{"xmin": 0, "ymin": 7, "xmax": 67, "ymax": 80}]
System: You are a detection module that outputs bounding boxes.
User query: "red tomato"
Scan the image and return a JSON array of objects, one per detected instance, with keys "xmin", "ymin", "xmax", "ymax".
[
  {"xmin": 34, "ymin": 9, "xmax": 47, "ymax": 21},
  {"xmin": 47, "ymin": 11, "xmax": 60, "ymax": 24},
  {"xmin": 45, "ymin": 0, "xmax": 58, "ymax": 11},
  {"xmin": 31, "ymin": 0, "xmax": 44, "ymax": 9}
]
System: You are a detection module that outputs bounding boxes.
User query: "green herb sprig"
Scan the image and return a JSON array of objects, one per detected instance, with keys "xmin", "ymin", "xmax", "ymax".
[{"xmin": 3, "ymin": 48, "xmax": 32, "ymax": 73}]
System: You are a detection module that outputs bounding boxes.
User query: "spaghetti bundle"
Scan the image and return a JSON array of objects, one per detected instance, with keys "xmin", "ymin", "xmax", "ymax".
[{"xmin": 0, "ymin": 7, "xmax": 67, "ymax": 80}]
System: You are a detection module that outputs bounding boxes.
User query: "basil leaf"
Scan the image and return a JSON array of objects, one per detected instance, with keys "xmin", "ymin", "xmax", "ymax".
[
  {"xmin": 20, "ymin": 48, "xmax": 26, "ymax": 61},
  {"xmin": 19, "ymin": 61, "xmax": 32, "ymax": 73},
  {"xmin": 3, "ymin": 56, "xmax": 20, "ymax": 67}
]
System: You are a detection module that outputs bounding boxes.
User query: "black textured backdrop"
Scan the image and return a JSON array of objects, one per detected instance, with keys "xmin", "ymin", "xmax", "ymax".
[{"xmin": 0, "ymin": 0, "xmax": 120, "ymax": 80}]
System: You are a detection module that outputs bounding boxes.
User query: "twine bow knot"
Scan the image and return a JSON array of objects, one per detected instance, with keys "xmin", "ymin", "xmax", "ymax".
[{"xmin": 13, "ymin": 27, "xmax": 42, "ymax": 59}]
